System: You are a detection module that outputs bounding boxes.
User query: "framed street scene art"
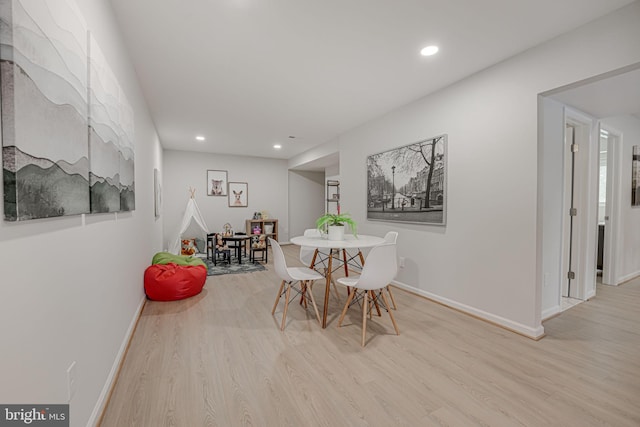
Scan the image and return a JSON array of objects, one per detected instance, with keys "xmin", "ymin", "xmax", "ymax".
[{"xmin": 367, "ymin": 134, "xmax": 447, "ymax": 225}]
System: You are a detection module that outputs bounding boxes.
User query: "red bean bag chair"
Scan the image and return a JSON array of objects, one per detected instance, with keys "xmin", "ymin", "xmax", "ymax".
[{"xmin": 144, "ymin": 262, "xmax": 206, "ymax": 301}]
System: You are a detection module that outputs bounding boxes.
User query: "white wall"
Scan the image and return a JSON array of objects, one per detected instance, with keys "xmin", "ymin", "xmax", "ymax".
[
  {"xmin": 0, "ymin": 0, "xmax": 163, "ymax": 425},
  {"xmin": 602, "ymin": 115, "xmax": 640, "ymax": 282},
  {"xmin": 539, "ymin": 97, "xmax": 566, "ymax": 318},
  {"xmin": 288, "ymin": 170, "xmax": 325, "ymax": 238},
  {"xmin": 288, "ymin": 140, "xmax": 339, "ymax": 170},
  {"xmin": 163, "ymin": 150, "xmax": 289, "ymax": 246},
  {"xmin": 301, "ymin": 2, "xmax": 640, "ymax": 337}
]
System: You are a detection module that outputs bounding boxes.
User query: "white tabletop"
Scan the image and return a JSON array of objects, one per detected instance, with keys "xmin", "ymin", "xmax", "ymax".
[{"xmin": 290, "ymin": 234, "xmax": 385, "ymax": 249}]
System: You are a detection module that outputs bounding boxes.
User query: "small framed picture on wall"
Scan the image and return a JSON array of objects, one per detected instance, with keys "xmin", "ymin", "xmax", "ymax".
[
  {"xmin": 207, "ymin": 170, "xmax": 228, "ymax": 196},
  {"xmin": 228, "ymin": 182, "xmax": 248, "ymax": 207},
  {"xmin": 154, "ymin": 168, "xmax": 161, "ymax": 218},
  {"xmin": 633, "ymin": 145, "xmax": 640, "ymax": 206}
]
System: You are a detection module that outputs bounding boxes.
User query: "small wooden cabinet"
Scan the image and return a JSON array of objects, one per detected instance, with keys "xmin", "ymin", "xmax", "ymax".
[{"xmin": 246, "ymin": 218, "xmax": 278, "ymax": 242}]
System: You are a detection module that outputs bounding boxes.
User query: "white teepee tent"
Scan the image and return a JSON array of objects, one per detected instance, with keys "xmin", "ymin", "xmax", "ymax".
[{"xmin": 169, "ymin": 189, "xmax": 210, "ymax": 254}]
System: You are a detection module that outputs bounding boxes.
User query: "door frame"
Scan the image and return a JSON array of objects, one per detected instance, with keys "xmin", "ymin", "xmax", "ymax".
[
  {"xmin": 601, "ymin": 126, "xmax": 623, "ymax": 286},
  {"xmin": 560, "ymin": 108, "xmax": 599, "ymax": 301}
]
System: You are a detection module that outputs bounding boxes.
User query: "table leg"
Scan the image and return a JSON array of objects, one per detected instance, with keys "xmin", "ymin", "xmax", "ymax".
[
  {"xmin": 342, "ymin": 249, "xmax": 349, "ymax": 277},
  {"xmin": 322, "ymin": 249, "xmax": 333, "ymax": 328},
  {"xmin": 309, "ymin": 249, "xmax": 318, "ymax": 269}
]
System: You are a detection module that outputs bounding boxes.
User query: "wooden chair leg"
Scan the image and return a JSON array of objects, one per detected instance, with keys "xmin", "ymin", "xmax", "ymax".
[
  {"xmin": 338, "ymin": 289, "xmax": 355, "ymax": 327},
  {"xmin": 272, "ymin": 280, "xmax": 285, "ymax": 315},
  {"xmin": 371, "ymin": 290, "xmax": 381, "ymax": 317},
  {"xmin": 362, "ymin": 290, "xmax": 368, "ymax": 346},
  {"xmin": 307, "ymin": 282, "xmax": 321, "ymax": 324},
  {"xmin": 386, "ymin": 285, "xmax": 397, "ymax": 310},
  {"xmin": 330, "ymin": 277, "xmax": 341, "ymax": 302},
  {"xmin": 281, "ymin": 284, "xmax": 292, "ymax": 331},
  {"xmin": 380, "ymin": 291, "xmax": 400, "ymax": 335}
]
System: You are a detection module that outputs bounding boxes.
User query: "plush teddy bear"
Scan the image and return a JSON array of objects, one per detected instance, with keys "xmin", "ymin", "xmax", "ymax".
[
  {"xmin": 181, "ymin": 239, "xmax": 196, "ymax": 255},
  {"xmin": 216, "ymin": 234, "xmax": 228, "ymax": 250},
  {"xmin": 251, "ymin": 234, "xmax": 266, "ymax": 249}
]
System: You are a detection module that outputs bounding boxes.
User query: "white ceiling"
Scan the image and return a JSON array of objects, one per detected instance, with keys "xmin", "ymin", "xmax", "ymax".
[{"xmin": 109, "ymin": 0, "xmax": 636, "ymax": 160}]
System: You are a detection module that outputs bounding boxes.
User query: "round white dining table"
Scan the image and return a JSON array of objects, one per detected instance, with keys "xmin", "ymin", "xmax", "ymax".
[
  {"xmin": 290, "ymin": 234, "xmax": 385, "ymax": 328},
  {"xmin": 290, "ymin": 234, "xmax": 384, "ymax": 250}
]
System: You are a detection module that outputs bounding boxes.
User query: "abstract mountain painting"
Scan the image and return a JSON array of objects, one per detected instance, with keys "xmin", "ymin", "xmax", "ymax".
[
  {"xmin": 88, "ymin": 35, "xmax": 122, "ymax": 213},
  {"xmin": 1, "ymin": 0, "xmax": 90, "ymax": 220},
  {"xmin": 118, "ymin": 87, "xmax": 135, "ymax": 212},
  {"xmin": 88, "ymin": 34, "xmax": 135, "ymax": 213}
]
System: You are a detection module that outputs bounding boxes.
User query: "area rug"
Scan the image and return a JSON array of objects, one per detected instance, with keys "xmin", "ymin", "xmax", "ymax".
[{"xmin": 201, "ymin": 257, "xmax": 267, "ymax": 276}]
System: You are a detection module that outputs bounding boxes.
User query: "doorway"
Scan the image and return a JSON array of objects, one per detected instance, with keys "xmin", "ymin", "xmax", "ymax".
[
  {"xmin": 539, "ymin": 64, "xmax": 640, "ymax": 320},
  {"xmin": 598, "ymin": 127, "xmax": 621, "ymax": 286},
  {"xmin": 560, "ymin": 109, "xmax": 598, "ymax": 308}
]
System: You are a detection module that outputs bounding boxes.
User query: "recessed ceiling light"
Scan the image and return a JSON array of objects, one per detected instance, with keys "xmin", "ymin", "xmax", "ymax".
[
  {"xmin": 420, "ymin": 45, "xmax": 439, "ymax": 56},
  {"xmin": 273, "ymin": 144, "xmax": 282, "ymax": 149},
  {"xmin": 195, "ymin": 135, "xmax": 205, "ymax": 141}
]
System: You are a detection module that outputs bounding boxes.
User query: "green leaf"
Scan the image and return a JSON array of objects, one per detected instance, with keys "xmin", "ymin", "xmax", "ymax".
[{"xmin": 316, "ymin": 213, "xmax": 357, "ymax": 236}]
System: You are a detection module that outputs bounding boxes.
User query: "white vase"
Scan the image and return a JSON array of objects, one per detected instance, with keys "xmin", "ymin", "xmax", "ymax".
[{"xmin": 327, "ymin": 225, "xmax": 345, "ymax": 241}]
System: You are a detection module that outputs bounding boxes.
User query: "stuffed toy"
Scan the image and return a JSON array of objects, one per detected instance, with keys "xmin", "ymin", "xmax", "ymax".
[
  {"xmin": 181, "ymin": 238, "xmax": 196, "ymax": 255},
  {"xmin": 251, "ymin": 234, "xmax": 267, "ymax": 249},
  {"xmin": 216, "ymin": 234, "xmax": 228, "ymax": 250}
]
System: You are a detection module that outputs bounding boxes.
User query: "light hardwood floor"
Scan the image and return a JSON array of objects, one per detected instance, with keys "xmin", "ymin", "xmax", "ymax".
[{"xmin": 100, "ymin": 246, "xmax": 640, "ymax": 426}]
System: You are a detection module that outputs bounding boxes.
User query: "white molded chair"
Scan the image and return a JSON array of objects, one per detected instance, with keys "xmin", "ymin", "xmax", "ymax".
[
  {"xmin": 299, "ymin": 228, "xmax": 322, "ymax": 266},
  {"xmin": 336, "ymin": 243, "xmax": 400, "ymax": 346},
  {"xmin": 270, "ymin": 238, "xmax": 324, "ymax": 330},
  {"xmin": 383, "ymin": 230, "xmax": 398, "ymax": 244},
  {"xmin": 348, "ymin": 231, "xmax": 399, "ymax": 308},
  {"xmin": 383, "ymin": 231, "xmax": 399, "ymax": 310},
  {"xmin": 299, "ymin": 228, "xmax": 341, "ymax": 301}
]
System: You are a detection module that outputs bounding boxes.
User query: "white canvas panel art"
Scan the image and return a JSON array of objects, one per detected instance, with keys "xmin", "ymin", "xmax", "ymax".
[{"xmin": 1, "ymin": 0, "xmax": 90, "ymax": 220}]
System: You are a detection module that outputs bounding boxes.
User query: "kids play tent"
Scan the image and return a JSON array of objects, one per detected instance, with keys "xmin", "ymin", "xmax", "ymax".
[{"xmin": 169, "ymin": 190, "xmax": 210, "ymax": 254}]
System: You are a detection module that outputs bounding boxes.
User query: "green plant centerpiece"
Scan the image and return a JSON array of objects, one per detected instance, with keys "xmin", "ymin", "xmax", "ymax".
[{"xmin": 316, "ymin": 213, "xmax": 357, "ymax": 240}]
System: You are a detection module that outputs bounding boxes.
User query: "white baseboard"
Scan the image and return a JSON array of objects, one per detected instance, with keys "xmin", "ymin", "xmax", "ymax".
[
  {"xmin": 542, "ymin": 305, "xmax": 561, "ymax": 321},
  {"xmin": 391, "ymin": 280, "xmax": 545, "ymax": 339},
  {"xmin": 618, "ymin": 270, "xmax": 640, "ymax": 285},
  {"xmin": 86, "ymin": 296, "xmax": 146, "ymax": 427}
]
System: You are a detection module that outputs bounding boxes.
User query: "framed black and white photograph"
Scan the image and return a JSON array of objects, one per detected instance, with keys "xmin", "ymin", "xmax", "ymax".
[
  {"xmin": 367, "ymin": 134, "xmax": 447, "ymax": 225},
  {"xmin": 228, "ymin": 182, "xmax": 248, "ymax": 207},
  {"xmin": 154, "ymin": 168, "xmax": 162, "ymax": 218},
  {"xmin": 633, "ymin": 145, "xmax": 640, "ymax": 207},
  {"xmin": 207, "ymin": 170, "xmax": 228, "ymax": 196}
]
